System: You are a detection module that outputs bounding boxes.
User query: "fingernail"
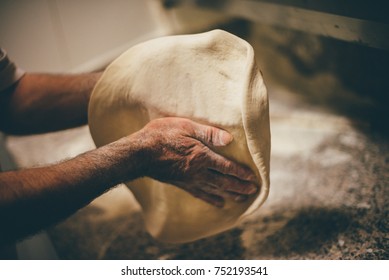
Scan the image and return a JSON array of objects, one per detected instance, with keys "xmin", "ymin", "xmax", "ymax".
[
  {"xmin": 217, "ymin": 131, "xmax": 233, "ymax": 146},
  {"xmin": 248, "ymin": 185, "xmax": 258, "ymax": 194},
  {"xmin": 245, "ymin": 173, "xmax": 257, "ymax": 182}
]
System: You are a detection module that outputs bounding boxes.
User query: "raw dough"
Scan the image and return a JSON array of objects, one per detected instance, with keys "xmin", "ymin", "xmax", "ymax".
[{"xmin": 88, "ymin": 30, "xmax": 270, "ymax": 243}]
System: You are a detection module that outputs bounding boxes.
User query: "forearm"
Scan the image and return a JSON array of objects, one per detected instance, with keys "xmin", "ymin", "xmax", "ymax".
[
  {"xmin": 0, "ymin": 117, "xmax": 259, "ymax": 244},
  {"xmin": 0, "ymin": 133, "xmax": 146, "ymax": 244},
  {"xmin": 0, "ymin": 72, "xmax": 101, "ymax": 135}
]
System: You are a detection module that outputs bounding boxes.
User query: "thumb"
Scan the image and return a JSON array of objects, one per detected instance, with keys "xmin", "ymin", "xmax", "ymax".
[{"xmin": 192, "ymin": 123, "xmax": 233, "ymax": 147}]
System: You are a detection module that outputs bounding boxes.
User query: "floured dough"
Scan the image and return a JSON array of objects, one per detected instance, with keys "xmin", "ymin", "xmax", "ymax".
[{"xmin": 88, "ymin": 30, "xmax": 271, "ymax": 243}]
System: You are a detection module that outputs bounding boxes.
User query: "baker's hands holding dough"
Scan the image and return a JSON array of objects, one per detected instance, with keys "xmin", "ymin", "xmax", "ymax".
[{"xmin": 136, "ymin": 117, "xmax": 259, "ymax": 207}]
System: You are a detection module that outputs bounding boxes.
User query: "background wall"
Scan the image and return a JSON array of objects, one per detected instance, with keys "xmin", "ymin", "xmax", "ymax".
[{"xmin": 0, "ymin": 0, "xmax": 166, "ymax": 73}]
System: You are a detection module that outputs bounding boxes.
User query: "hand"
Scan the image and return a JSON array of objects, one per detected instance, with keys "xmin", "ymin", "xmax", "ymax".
[{"xmin": 136, "ymin": 117, "xmax": 259, "ymax": 207}]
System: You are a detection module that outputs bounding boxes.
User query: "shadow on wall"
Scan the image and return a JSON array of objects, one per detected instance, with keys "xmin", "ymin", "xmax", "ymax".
[
  {"xmin": 209, "ymin": 19, "xmax": 389, "ymax": 138},
  {"xmin": 275, "ymin": 31, "xmax": 389, "ymax": 133}
]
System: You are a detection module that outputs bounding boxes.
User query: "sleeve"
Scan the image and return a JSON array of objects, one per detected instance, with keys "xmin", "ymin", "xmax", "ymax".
[{"xmin": 0, "ymin": 48, "xmax": 26, "ymax": 92}]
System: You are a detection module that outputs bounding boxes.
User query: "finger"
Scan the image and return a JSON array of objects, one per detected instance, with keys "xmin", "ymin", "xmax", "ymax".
[
  {"xmin": 202, "ymin": 184, "xmax": 250, "ymax": 203},
  {"xmin": 234, "ymin": 194, "xmax": 250, "ymax": 202},
  {"xmin": 190, "ymin": 122, "xmax": 233, "ymax": 147},
  {"xmin": 205, "ymin": 169, "xmax": 259, "ymax": 195},
  {"xmin": 186, "ymin": 187, "xmax": 225, "ymax": 208},
  {"xmin": 205, "ymin": 151, "xmax": 258, "ymax": 183}
]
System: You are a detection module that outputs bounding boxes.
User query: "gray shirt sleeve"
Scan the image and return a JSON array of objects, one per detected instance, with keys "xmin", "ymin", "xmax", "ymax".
[{"xmin": 0, "ymin": 48, "xmax": 26, "ymax": 92}]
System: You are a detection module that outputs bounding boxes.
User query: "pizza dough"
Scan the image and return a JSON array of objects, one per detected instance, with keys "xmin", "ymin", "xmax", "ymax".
[{"xmin": 88, "ymin": 29, "xmax": 271, "ymax": 243}]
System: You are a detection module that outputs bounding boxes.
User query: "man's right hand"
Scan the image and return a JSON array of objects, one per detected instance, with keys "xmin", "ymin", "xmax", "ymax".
[{"xmin": 133, "ymin": 117, "xmax": 259, "ymax": 207}]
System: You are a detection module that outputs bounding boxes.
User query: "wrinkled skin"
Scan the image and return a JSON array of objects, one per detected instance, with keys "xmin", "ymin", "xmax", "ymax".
[{"xmin": 136, "ymin": 117, "xmax": 259, "ymax": 207}]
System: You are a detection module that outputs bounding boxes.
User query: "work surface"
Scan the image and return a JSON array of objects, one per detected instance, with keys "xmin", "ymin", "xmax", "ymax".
[{"xmin": 6, "ymin": 23, "xmax": 388, "ymax": 259}]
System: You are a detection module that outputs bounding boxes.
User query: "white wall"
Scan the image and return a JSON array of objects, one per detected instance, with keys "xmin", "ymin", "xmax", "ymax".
[{"xmin": 0, "ymin": 0, "xmax": 165, "ymax": 73}]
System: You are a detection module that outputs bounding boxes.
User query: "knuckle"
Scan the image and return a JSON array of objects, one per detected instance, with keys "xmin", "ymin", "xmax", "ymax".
[
  {"xmin": 205, "ymin": 127, "xmax": 214, "ymax": 143},
  {"xmin": 221, "ymin": 160, "xmax": 235, "ymax": 174}
]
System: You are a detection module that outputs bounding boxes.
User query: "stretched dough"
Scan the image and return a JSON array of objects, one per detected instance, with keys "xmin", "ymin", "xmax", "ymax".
[{"xmin": 88, "ymin": 30, "xmax": 270, "ymax": 243}]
